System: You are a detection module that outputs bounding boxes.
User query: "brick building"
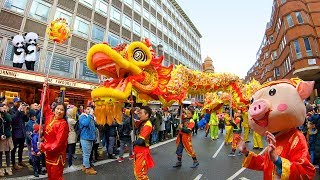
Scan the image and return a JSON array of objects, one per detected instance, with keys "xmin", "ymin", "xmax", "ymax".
[
  {"xmin": 245, "ymin": 0, "xmax": 320, "ymax": 97},
  {"xmin": 0, "ymin": 0, "xmax": 202, "ymax": 105}
]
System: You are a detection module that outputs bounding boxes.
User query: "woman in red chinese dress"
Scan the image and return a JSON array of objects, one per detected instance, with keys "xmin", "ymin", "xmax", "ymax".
[{"xmin": 39, "ymin": 82, "xmax": 69, "ymax": 180}]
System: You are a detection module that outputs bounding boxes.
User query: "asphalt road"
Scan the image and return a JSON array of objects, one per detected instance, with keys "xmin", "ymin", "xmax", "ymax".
[{"xmin": 7, "ymin": 130, "xmax": 320, "ymax": 180}]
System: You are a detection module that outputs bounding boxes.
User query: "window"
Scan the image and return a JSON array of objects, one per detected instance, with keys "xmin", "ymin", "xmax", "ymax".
[
  {"xmin": 133, "ymin": 21, "xmax": 140, "ymax": 34},
  {"xmin": 95, "ymin": 0, "xmax": 108, "ymax": 16},
  {"xmin": 4, "ymin": 0, "xmax": 27, "ymax": 13},
  {"xmin": 143, "ymin": 8, "xmax": 149, "ymax": 20},
  {"xmin": 143, "ymin": 28, "xmax": 149, "ymax": 38},
  {"xmin": 295, "ymin": 12, "xmax": 304, "ymax": 24},
  {"xmin": 79, "ymin": 0, "xmax": 93, "ymax": 8},
  {"xmin": 157, "ymin": 19, "xmax": 162, "ymax": 30},
  {"xmin": 271, "ymin": 51, "xmax": 278, "ymax": 60},
  {"xmin": 151, "ymin": 33, "xmax": 157, "ymax": 44},
  {"xmin": 270, "ymin": 35, "xmax": 274, "ymax": 43},
  {"xmin": 150, "ymin": 0, "xmax": 156, "ymax": 7},
  {"xmin": 286, "ymin": 15, "xmax": 294, "ymax": 27},
  {"xmin": 92, "ymin": 24, "xmax": 105, "ymax": 42},
  {"xmin": 122, "ymin": 14, "xmax": 131, "ymax": 29},
  {"xmin": 110, "ymin": 7, "xmax": 121, "ymax": 23},
  {"xmin": 134, "ymin": 1, "xmax": 141, "ymax": 13},
  {"xmin": 274, "ymin": 67, "xmax": 280, "ymax": 77},
  {"xmin": 150, "ymin": 15, "xmax": 156, "ymax": 25},
  {"xmin": 108, "ymin": 33, "xmax": 119, "ymax": 47},
  {"xmin": 29, "ymin": 0, "xmax": 51, "ymax": 22},
  {"xmin": 74, "ymin": 17, "xmax": 90, "ymax": 38},
  {"xmin": 79, "ymin": 61, "xmax": 99, "ymax": 82},
  {"xmin": 55, "ymin": 8, "xmax": 72, "ymax": 24},
  {"xmin": 303, "ymin": 37, "xmax": 312, "ymax": 56},
  {"xmin": 293, "ymin": 39, "xmax": 302, "ymax": 59},
  {"xmin": 124, "ymin": 0, "xmax": 133, "ymax": 7},
  {"xmin": 45, "ymin": 52, "xmax": 74, "ymax": 78}
]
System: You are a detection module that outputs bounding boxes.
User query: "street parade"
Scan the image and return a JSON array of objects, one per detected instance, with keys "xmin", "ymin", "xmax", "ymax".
[{"xmin": 0, "ymin": 0, "xmax": 320, "ymax": 180}]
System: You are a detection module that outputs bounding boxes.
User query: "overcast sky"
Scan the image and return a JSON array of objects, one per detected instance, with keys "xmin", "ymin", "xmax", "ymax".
[{"xmin": 176, "ymin": 0, "xmax": 273, "ymax": 78}]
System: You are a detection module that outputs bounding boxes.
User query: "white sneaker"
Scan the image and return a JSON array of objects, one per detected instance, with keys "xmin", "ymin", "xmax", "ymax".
[{"xmin": 67, "ymin": 165, "xmax": 77, "ymax": 171}]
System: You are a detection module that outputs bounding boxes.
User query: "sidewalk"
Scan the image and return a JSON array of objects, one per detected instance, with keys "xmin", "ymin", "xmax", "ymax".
[{"xmin": 3, "ymin": 138, "xmax": 177, "ymax": 179}]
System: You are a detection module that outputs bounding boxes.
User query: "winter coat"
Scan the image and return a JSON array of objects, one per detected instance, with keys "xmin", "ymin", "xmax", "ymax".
[
  {"xmin": 0, "ymin": 112, "xmax": 12, "ymax": 138},
  {"xmin": 67, "ymin": 117, "xmax": 77, "ymax": 144},
  {"xmin": 25, "ymin": 119, "xmax": 36, "ymax": 145},
  {"xmin": 9, "ymin": 106, "xmax": 28, "ymax": 139},
  {"xmin": 79, "ymin": 113, "xmax": 96, "ymax": 141}
]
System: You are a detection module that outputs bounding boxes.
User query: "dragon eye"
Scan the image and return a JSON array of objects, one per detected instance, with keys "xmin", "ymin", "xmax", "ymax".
[{"xmin": 133, "ymin": 48, "xmax": 147, "ymax": 62}]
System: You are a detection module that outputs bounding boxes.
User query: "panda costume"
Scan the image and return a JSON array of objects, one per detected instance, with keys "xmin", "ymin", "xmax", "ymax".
[
  {"xmin": 11, "ymin": 35, "xmax": 25, "ymax": 68},
  {"xmin": 24, "ymin": 32, "xmax": 39, "ymax": 71}
]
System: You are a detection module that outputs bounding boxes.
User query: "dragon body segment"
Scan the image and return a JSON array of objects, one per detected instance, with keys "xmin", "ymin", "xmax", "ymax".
[{"xmin": 87, "ymin": 39, "xmax": 261, "ymax": 125}]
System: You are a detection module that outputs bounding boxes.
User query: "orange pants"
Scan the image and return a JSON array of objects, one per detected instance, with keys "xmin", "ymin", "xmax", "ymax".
[
  {"xmin": 134, "ymin": 152, "xmax": 149, "ymax": 180},
  {"xmin": 46, "ymin": 161, "xmax": 64, "ymax": 180},
  {"xmin": 232, "ymin": 133, "xmax": 241, "ymax": 150}
]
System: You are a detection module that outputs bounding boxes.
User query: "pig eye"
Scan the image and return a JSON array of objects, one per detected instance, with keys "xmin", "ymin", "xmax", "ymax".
[
  {"xmin": 269, "ymin": 88, "xmax": 276, "ymax": 96},
  {"xmin": 250, "ymin": 98, "xmax": 254, "ymax": 104}
]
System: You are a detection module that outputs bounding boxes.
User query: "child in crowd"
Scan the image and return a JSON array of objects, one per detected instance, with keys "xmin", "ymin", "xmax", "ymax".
[{"xmin": 31, "ymin": 124, "xmax": 44, "ymax": 177}]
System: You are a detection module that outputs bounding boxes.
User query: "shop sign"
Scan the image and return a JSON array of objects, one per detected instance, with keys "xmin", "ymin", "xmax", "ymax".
[{"xmin": 0, "ymin": 68, "xmax": 98, "ymax": 90}]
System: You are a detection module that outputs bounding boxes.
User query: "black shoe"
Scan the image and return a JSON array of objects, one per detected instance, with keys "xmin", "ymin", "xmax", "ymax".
[
  {"xmin": 173, "ymin": 161, "xmax": 182, "ymax": 168},
  {"xmin": 34, "ymin": 172, "xmax": 39, "ymax": 177},
  {"xmin": 190, "ymin": 162, "xmax": 199, "ymax": 168},
  {"xmin": 245, "ymin": 141, "xmax": 251, "ymax": 143},
  {"xmin": 253, "ymin": 147, "xmax": 259, "ymax": 149},
  {"xmin": 108, "ymin": 155, "xmax": 117, "ymax": 159}
]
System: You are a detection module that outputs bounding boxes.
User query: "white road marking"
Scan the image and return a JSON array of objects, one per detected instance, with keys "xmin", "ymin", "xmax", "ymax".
[
  {"xmin": 239, "ymin": 177, "xmax": 250, "ymax": 180},
  {"xmin": 212, "ymin": 142, "xmax": 225, "ymax": 158},
  {"xmin": 194, "ymin": 174, "xmax": 203, "ymax": 180},
  {"xmin": 8, "ymin": 137, "xmax": 177, "ymax": 180},
  {"xmin": 226, "ymin": 148, "xmax": 267, "ymax": 180}
]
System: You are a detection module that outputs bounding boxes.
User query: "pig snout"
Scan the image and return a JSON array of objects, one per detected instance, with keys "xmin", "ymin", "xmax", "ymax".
[{"xmin": 249, "ymin": 99, "xmax": 270, "ymax": 120}]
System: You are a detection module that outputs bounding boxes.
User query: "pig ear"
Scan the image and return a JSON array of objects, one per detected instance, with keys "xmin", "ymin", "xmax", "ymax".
[{"xmin": 296, "ymin": 81, "xmax": 315, "ymax": 99}]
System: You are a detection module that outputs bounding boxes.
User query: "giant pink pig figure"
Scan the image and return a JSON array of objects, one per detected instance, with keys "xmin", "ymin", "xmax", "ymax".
[{"xmin": 239, "ymin": 78, "xmax": 316, "ymax": 179}]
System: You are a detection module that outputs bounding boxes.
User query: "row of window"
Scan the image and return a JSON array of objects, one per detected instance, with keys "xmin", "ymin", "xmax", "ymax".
[
  {"xmin": 79, "ymin": 0, "xmax": 200, "ymax": 47},
  {"xmin": 3, "ymin": 0, "xmax": 201, "ymax": 53},
  {"xmin": 3, "ymin": 0, "xmax": 201, "ymax": 64},
  {"xmin": 251, "ymin": 35, "xmax": 314, "ymax": 78}
]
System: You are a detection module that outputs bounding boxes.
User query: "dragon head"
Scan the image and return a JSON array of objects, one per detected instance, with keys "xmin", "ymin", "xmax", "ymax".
[{"xmin": 87, "ymin": 39, "xmax": 173, "ymax": 125}]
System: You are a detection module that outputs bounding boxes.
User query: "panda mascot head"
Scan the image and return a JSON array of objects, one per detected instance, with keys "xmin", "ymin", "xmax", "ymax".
[
  {"xmin": 24, "ymin": 32, "xmax": 39, "ymax": 62},
  {"xmin": 25, "ymin": 32, "xmax": 38, "ymax": 46},
  {"xmin": 11, "ymin": 35, "xmax": 25, "ymax": 64}
]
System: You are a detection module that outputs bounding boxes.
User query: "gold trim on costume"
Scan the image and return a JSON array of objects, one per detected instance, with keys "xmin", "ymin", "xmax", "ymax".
[
  {"xmin": 280, "ymin": 157, "xmax": 291, "ymax": 179},
  {"xmin": 242, "ymin": 151, "xmax": 255, "ymax": 168}
]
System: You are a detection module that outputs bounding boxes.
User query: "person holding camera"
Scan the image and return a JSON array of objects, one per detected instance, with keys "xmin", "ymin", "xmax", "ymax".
[
  {"xmin": 9, "ymin": 97, "xmax": 28, "ymax": 170},
  {"xmin": 0, "ymin": 104, "xmax": 13, "ymax": 176}
]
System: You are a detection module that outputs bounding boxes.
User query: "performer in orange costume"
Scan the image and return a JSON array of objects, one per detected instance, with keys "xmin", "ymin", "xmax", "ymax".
[
  {"xmin": 133, "ymin": 106, "xmax": 154, "ymax": 180},
  {"xmin": 39, "ymin": 82, "xmax": 69, "ymax": 180},
  {"xmin": 173, "ymin": 109, "xmax": 199, "ymax": 168}
]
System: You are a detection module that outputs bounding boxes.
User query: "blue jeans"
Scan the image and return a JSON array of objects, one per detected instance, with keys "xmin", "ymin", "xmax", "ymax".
[
  {"xmin": 119, "ymin": 139, "xmax": 132, "ymax": 157},
  {"xmin": 310, "ymin": 150, "xmax": 315, "ymax": 164},
  {"xmin": 80, "ymin": 139, "xmax": 93, "ymax": 168},
  {"xmin": 108, "ymin": 137, "xmax": 116, "ymax": 155},
  {"xmin": 152, "ymin": 130, "xmax": 158, "ymax": 143}
]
